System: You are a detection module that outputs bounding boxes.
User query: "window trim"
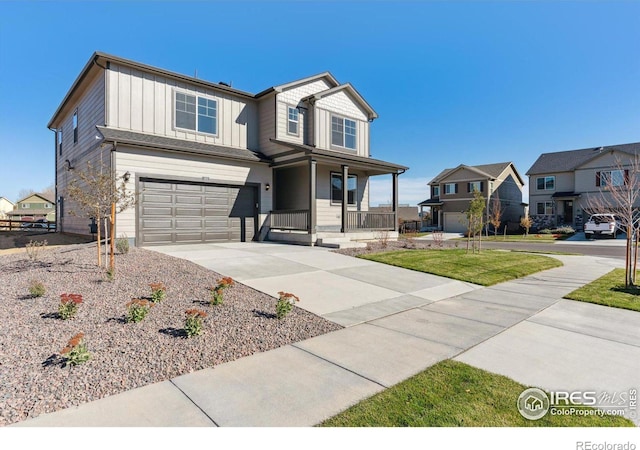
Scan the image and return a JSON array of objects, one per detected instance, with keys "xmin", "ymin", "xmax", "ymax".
[
  {"xmin": 536, "ymin": 176, "xmax": 555, "ymax": 191},
  {"xmin": 58, "ymin": 128, "xmax": 63, "ymax": 155},
  {"xmin": 21, "ymin": 203, "xmax": 30, "ymax": 209},
  {"xmin": 468, "ymin": 181, "xmax": 482, "ymax": 193},
  {"xmin": 444, "ymin": 183, "xmax": 457, "ymax": 195},
  {"xmin": 330, "ymin": 172, "xmax": 358, "ymax": 206},
  {"xmin": 330, "ymin": 114, "xmax": 357, "ymax": 151},
  {"xmin": 432, "ymin": 186, "xmax": 440, "ymax": 198},
  {"xmin": 173, "ymin": 89, "xmax": 219, "ymax": 137},
  {"xmin": 72, "ymin": 109, "xmax": 78, "ymax": 144},
  {"xmin": 287, "ymin": 106, "xmax": 299, "ymax": 136},
  {"xmin": 536, "ymin": 201, "xmax": 554, "ymax": 215},
  {"xmin": 597, "ymin": 169, "xmax": 627, "ymax": 188}
]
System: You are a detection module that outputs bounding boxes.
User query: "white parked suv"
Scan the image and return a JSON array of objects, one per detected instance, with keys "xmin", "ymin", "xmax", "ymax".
[{"xmin": 583, "ymin": 214, "xmax": 621, "ymax": 239}]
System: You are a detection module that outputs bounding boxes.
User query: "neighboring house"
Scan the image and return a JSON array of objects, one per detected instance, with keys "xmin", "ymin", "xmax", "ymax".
[
  {"xmin": 0, "ymin": 197, "xmax": 15, "ymax": 219},
  {"xmin": 6, "ymin": 193, "xmax": 56, "ymax": 221},
  {"xmin": 370, "ymin": 204, "xmax": 421, "ymax": 222},
  {"xmin": 48, "ymin": 52, "xmax": 407, "ymax": 246},
  {"xmin": 527, "ymin": 142, "xmax": 640, "ymax": 229},
  {"xmin": 419, "ymin": 162, "xmax": 525, "ymax": 233}
]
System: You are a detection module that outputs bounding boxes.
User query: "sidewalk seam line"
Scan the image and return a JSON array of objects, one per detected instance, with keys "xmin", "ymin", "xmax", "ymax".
[
  {"xmin": 364, "ymin": 321, "xmax": 466, "ymax": 351},
  {"xmin": 168, "ymin": 380, "xmax": 220, "ymax": 427},
  {"xmin": 523, "ymin": 319, "xmax": 640, "ymax": 349}
]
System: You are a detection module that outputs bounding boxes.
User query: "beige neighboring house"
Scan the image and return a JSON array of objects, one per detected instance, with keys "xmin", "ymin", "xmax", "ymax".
[
  {"xmin": 527, "ymin": 142, "xmax": 640, "ymax": 230},
  {"xmin": 419, "ymin": 162, "xmax": 525, "ymax": 233},
  {"xmin": 49, "ymin": 52, "xmax": 407, "ymax": 246},
  {"xmin": 6, "ymin": 193, "xmax": 56, "ymax": 221},
  {"xmin": 0, "ymin": 197, "xmax": 15, "ymax": 219}
]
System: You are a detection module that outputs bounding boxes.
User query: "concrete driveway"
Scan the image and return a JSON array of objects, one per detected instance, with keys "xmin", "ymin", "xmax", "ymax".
[{"xmin": 153, "ymin": 241, "xmax": 480, "ymax": 324}]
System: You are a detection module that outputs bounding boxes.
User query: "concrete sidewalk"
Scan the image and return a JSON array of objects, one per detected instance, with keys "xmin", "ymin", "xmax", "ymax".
[{"xmin": 13, "ymin": 245, "xmax": 639, "ymax": 427}]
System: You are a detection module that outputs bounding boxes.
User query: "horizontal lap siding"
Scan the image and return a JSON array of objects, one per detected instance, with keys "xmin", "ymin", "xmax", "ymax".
[
  {"xmin": 107, "ymin": 64, "xmax": 258, "ymax": 151},
  {"xmin": 114, "ymin": 147, "xmax": 271, "ymax": 240}
]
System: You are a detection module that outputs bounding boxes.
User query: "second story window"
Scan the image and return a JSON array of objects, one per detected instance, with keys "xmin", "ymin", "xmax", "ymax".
[
  {"xmin": 175, "ymin": 91, "xmax": 218, "ymax": 135},
  {"xmin": 444, "ymin": 183, "xmax": 457, "ymax": 195},
  {"xmin": 597, "ymin": 170, "xmax": 627, "ymax": 188},
  {"xmin": 287, "ymin": 107, "xmax": 299, "ymax": 136},
  {"xmin": 468, "ymin": 181, "xmax": 483, "ymax": 192},
  {"xmin": 331, "ymin": 116, "xmax": 357, "ymax": 150},
  {"xmin": 432, "ymin": 186, "xmax": 440, "ymax": 197},
  {"xmin": 73, "ymin": 109, "xmax": 78, "ymax": 144},
  {"xmin": 21, "ymin": 203, "xmax": 30, "ymax": 209},
  {"xmin": 57, "ymin": 128, "xmax": 63, "ymax": 155},
  {"xmin": 536, "ymin": 176, "xmax": 555, "ymax": 190}
]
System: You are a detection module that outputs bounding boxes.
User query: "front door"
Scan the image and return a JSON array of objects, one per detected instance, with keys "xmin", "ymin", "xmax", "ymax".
[{"xmin": 564, "ymin": 201, "xmax": 573, "ymax": 225}]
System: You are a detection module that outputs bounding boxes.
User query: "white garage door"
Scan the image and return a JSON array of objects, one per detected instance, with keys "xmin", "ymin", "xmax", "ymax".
[
  {"xmin": 443, "ymin": 212, "xmax": 467, "ymax": 233},
  {"xmin": 139, "ymin": 179, "xmax": 257, "ymax": 246}
]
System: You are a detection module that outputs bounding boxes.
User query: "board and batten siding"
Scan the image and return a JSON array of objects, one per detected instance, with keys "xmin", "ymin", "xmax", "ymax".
[
  {"xmin": 106, "ymin": 64, "xmax": 258, "ymax": 151},
  {"xmin": 56, "ymin": 70, "xmax": 108, "ymax": 236},
  {"xmin": 113, "ymin": 147, "xmax": 272, "ymax": 241},
  {"xmin": 315, "ymin": 165, "xmax": 369, "ymax": 228},
  {"xmin": 257, "ymin": 96, "xmax": 279, "ymax": 156}
]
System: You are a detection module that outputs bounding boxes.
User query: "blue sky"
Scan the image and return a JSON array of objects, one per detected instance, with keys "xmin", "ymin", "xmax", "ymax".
[{"xmin": 0, "ymin": 1, "xmax": 638, "ymax": 206}]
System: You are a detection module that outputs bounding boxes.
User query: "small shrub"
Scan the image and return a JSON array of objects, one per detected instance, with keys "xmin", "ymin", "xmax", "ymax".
[
  {"xmin": 25, "ymin": 239, "xmax": 47, "ymax": 261},
  {"xmin": 115, "ymin": 235, "xmax": 130, "ymax": 254},
  {"xmin": 105, "ymin": 267, "xmax": 115, "ymax": 282},
  {"xmin": 276, "ymin": 291, "xmax": 299, "ymax": 320},
  {"xmin": 58, "ymin": 293, "xmax": 83, "ymax": 320},
  {"xmin": 432, "ymin": 231, "xmax": 444, "ymax": 248},
  {"xmin": 553, "ymin": 226, "xmax": 576, "ymax": 235},
  {"xmin": 149, "ymin": 282, "xmax": 166, "ymax": 303},
  {"xmin": 125, "ymin": 299, "xmax": 153, "ymax": 323},
  {"xmin": 29, "ymin": 280, "xmax": 46, "ymax": 298},
  {"xmin": 209, "ymin": 277, "xmax": 234, "ymax": 306},
  {"xmin": 60, "ymin": 333, "xmax": 90, "ymax": 367},
  {"xmin": 539, "ymin": 228, "xmax": 553, "ymax": 234},
  {"xmin": 375, "ymin": 230, "xmax": 390, "ymax": 248},
  {"xmin": 184, "ymin": 309, "xmax": 207, "ymax": 337}
]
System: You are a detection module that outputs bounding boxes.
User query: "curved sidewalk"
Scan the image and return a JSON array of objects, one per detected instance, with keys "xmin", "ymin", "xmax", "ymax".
[{"xmin": 13, "ymin": 244, "xmax": 639, "ymax": 426}]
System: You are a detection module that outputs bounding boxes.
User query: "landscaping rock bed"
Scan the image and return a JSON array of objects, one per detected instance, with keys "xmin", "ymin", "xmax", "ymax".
[
  {"xmin": 0, "ymin": 244, "xmax": 341, "ymax": 426},
  {"xmin": 334, "ymin": 236, "xmax": 457, "ymax": 258}
]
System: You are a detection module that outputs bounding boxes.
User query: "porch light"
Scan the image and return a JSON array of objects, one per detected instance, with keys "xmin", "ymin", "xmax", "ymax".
[
  {"xmin": 265, "ymin": 183, "xmax": 270, "ymax": 191},
  {"xmin": 123, "ymin": 171, "xmax": 131, "ymax": 182},
  {"xmin": 64, "ymin": 159, "xmax": 74, "ymax": 171}
]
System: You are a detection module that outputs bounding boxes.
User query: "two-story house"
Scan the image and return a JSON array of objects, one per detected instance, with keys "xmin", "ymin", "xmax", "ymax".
[
  {"xmin": 6, "ymin": 193, "xmax": 56, "ymax": 222},
  {"xmin": 419, "ymin": 162, "xmax": 525, "ymax": 233},
  {"xmin": 0, "ymin": 197, "xmax": 15, "ymax": 219},
  {"xmin": 48, "ymin": 52, "xmax": 407, "ymax": 247},
  {"xmin": 527, "ymin": 142, "xmax": 640, "ymax": 229}
]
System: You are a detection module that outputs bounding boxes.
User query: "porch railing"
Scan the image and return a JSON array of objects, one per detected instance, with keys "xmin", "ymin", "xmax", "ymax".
[
  {"xmin": 270, "ymin": 210, "xmax": 310, "ymax": 232},
  {"xmin": 347, "ymin": 211, "xmax": 395, "ymax": 231}
]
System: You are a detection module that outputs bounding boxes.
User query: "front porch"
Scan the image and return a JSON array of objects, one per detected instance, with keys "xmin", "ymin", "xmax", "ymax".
[{"xmin": 266, "ymin": 141, "xmax": 407, "ymax": 246}]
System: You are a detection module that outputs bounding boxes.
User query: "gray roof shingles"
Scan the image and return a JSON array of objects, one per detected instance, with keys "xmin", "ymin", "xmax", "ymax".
[
  {"xmin": 526, "ymin": 142, "xmax": 640, "ymax": 175},
  {"xmin": 429, "ymin": 162, "xmax": 513, "ymax": 184}
]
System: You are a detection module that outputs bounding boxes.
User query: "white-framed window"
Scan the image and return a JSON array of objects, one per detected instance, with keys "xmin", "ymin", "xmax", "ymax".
[
  {"xmin": 444, "ymin": 183, "xmax": 457, "ymax": 195},
  {"xmin": 57, "ymin": 128, "xmax": 63, "ymax": 155},
  {"xmin": 21, "ymin": 203, "xmax": 30, "ymax": 209},
  {"xmin": 537, "ymin": 202, "xmax": 554, "ymax": 215},
  {"xmin": 468, "ymin": 181, "xmax": 482, "ymax": 193},
  {"xmin": 536, "ymin": 176, "xmax": 555, "ymax": 190},
  {"xmin": 287, "ymin": 107, "xmax": 299, "ymax": 136},
  {"xmin": 44, "ymin": 203, "xmax": 52, "ymax": 209},
  {"xmin": 331, "ymin": 115, "xmax": 357, "ymax": 150},
  {"xmin": 72, "ymin": 109, "xmax": 78, "ymax": 144},
  {"xmin": 597, "ymin": 170, "xmax": 627, "ymax": 188},
  {"xmin": 330, "ymin": 172, "xmax": 357, "ymax": 205},
  {"xmin": 175, "ymin": 91, "xmax": 218, "ymax": 135},
  {"xmin": 432, "ymin": 186, "xmax": 440, "ymax": 197}
]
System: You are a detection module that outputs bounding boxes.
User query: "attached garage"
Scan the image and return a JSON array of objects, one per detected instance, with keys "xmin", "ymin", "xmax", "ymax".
[
  {"xmin": 138, "ymin": 178, "xmax": 257, "ymax": 246},
  {"xmin": 443, "ymin": 212, "xmax": 467, "ymax": 233}
]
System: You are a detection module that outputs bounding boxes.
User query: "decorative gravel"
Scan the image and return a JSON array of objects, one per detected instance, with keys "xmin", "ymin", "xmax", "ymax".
[{"xmin": 0, "ymin": 243, "xmax": 342, "ymax": 426}]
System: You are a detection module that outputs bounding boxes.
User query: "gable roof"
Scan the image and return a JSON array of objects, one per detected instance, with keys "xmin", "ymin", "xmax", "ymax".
[
  {"xmin": 0, "ymin": 197, "xmax": 15, "ymax": 205},
  {"xmin": 301, "ymin": 83, "xmax": 378, "ymax": 121},
  {"xmin": 16, "ymin": 193, "xmax": 54, "ymax": 204},
  {"xmin": 526, "ymin": 142, "xmax": 640, "ymax": 175},
  {"xmin": 97, "ymin": 126, "xmax": 269, "ymax": 163},
  {"xmin": 255, "ymin": 72, "xmax": 339, "ymax": 98},
  {"xmin": 429, "ymin": 162, "xmax": 522, "ymax": 185}
]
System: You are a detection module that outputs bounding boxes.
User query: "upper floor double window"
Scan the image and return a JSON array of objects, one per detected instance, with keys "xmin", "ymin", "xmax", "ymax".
[
  {"xmin": 468, "ymin": 181, "xmax": 483, "ymax": 193},
  {"xmin": 596, "ymin": 170, "xmax": 628, "ymax": 188},
  {"xmin": 536, "ymin": 176, "xmax": 555, "ymax": 190},
  {"xmin": 175, "ymin": 91, "xmax": 218, "ymax": 135},
  {"xmin": 444, "ymin": 183, "xmax": 458, "ymax": 195},
  {"xmin": 331, "ymin": 115, "xmax": 357, "ymax": 150}
]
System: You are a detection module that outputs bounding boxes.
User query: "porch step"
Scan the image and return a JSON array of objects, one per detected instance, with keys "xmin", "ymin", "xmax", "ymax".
[{"xmin": 316, "ymin": 237, "xmax": 368, "ymax": 249}]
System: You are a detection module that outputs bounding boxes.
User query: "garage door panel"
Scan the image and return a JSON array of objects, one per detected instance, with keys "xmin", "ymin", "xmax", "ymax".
[
  {"xmin": 444, "ymin": 213, "xmax": 467, "ymax": 233},
  {"xmin": 139, "ymin": 179, "xmax": 256, "ymax": 246}
]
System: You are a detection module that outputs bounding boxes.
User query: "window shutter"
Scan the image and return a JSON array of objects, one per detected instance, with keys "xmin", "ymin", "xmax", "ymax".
[
  {"xmin": 455, "ymin": 183, "xmax": 458, "ymax": 194},
  {"xmin": 467, "ymin": 183, "xmax": 471, "ymax": 193},
  {"xmin": 624, "ymin": 170, "xmax": 630, "ymax": 185},
  {"xmin": 480, "ymin": 181, "xmax": 484, "ymax": 192},
  {"xmin": 595, "ymin": 172, "xmax": 601, "ymax": 187}
]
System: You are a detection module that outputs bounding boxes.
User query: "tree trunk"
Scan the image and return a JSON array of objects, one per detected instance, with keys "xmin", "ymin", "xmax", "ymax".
[
  {"xmin": 625, "ymin": 226, "xmax": 632, "ymax": 288},
  {"xmin": 109, "ymin": 202, "xmax": 116, "ymax": 272},
  {"xmin": 633, "ymin": 229, "xmax": 638, "ymax": 286},
  {"xmin": 96, "ymin": 211, "xmax": 101, "ymax": 267}
]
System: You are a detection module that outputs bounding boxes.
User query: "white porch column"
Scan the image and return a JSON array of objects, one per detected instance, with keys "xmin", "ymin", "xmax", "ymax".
[
  {"xmin": 392, "ymin": 172, "xmax": 399, "ymax": 232},
  {"xmin": 341, "ymin": 164, "xmax": 349, "ymax": 233},
  {"xmin": 309, "ymin": 159, "xmax": 317, "ymax": 235}
]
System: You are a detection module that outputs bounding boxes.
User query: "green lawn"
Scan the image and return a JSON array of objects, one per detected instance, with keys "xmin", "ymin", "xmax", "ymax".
[
  {"xmin": 564, "ymin": 268, "xmax": 640, "ymax": 312},
  {"xmin": 319, "ymin": 360, "xmax": 633, "ymax": 427},
  {"xmin": 360, "ymin": 249, "xmax": 562, "ymax": 286}
]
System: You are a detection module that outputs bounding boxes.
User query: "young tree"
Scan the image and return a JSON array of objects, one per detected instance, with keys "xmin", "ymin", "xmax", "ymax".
[
  {"xmin": 466, "ymin": 189, "xmax": 486, "ymax": 254},
  {"xmin": 583, "ymin": 154, "xmax": 640, "ymax": 287},
  {"xmin": 66, "ymin": 161, "xmax": 135, "ymax": 271},
  {"xmin": 488, "ymin": 194, "xmax": 503, "ymax": 237}
]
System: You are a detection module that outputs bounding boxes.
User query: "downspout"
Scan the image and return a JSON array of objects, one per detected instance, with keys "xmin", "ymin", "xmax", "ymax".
[{"xmin": 48, "ymin": 126, "xmax": 58, "ymax": 232}]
